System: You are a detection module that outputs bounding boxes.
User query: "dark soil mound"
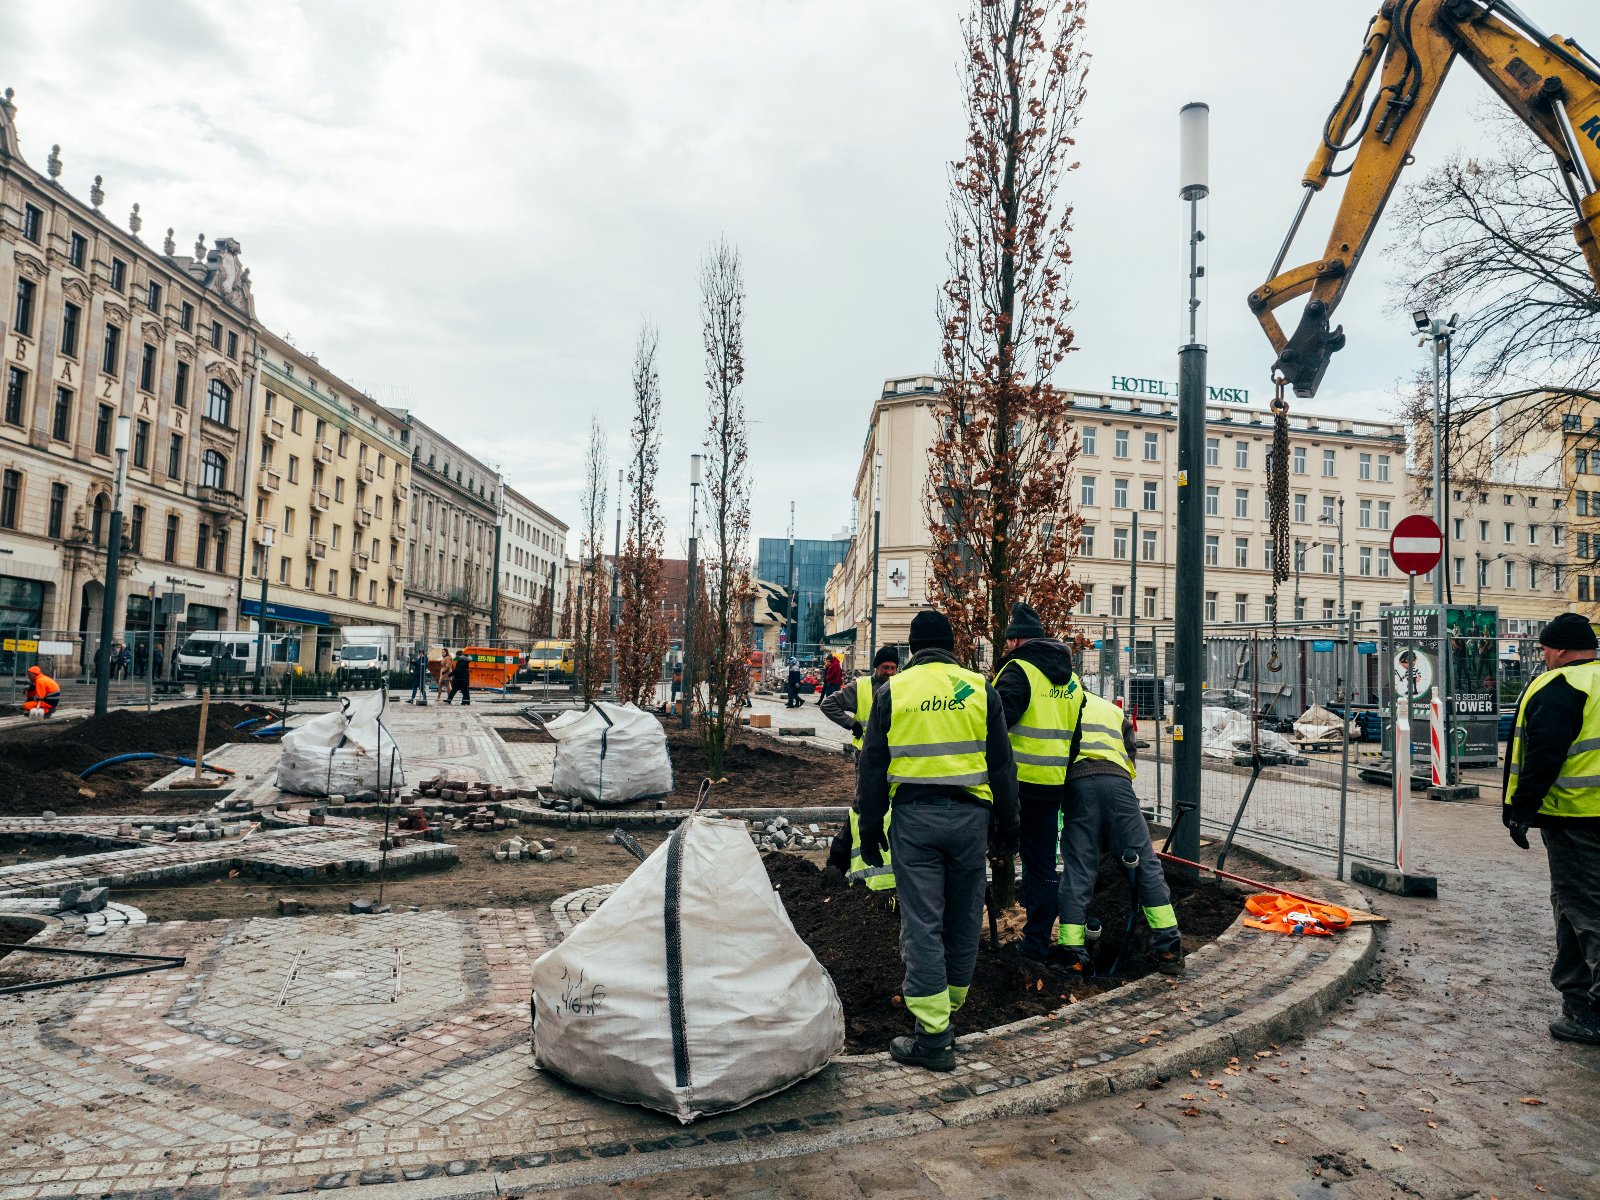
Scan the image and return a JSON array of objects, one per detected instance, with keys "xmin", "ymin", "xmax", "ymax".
[
  {"xmin": 667, "ymin": 728, "xmax": 852, "ymax": 809},
  {"xmin": 495, "ymin": 726, "xmax": 554, "ymax": 744},
  {"xmin": 0, "ymin": 701, "xmax": 278, "ymax": 817},
  {"xmin": 764, "ymin": 850, "xmax": 1242, "ymax": 1053}
]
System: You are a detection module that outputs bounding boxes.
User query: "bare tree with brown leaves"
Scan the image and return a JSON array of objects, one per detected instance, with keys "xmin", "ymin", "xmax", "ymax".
[
  {"xmin": 616, "ymin": 322, "xmax": 670, "ymax": 707},
  {"xmin": 925, "ymin": 0, "xmax": 1089, "ymax": 668},
  {"xmin": 1388, "ymin": 109, "xmax": 1600, "ymax": 604},
  {"xmin": 699, "ymin": 237, "xmax": 754, "ymax": 777},
  {"xmin": 576, "ymin": 417, "xmax": 612, "ymax": 702}
]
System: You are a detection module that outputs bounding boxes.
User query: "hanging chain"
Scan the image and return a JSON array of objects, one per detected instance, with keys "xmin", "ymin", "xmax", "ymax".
[{"xmin": 1266, "ymin": 374, "xmax": 1292, "ymax": 673}]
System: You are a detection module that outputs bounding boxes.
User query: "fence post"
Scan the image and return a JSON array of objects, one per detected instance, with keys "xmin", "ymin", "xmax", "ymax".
[{"xmin": 1336, "ymin": 615, "xmax": 1353, "ymax": 881}]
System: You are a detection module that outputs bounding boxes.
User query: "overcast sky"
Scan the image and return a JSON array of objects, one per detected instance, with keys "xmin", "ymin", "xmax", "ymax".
[{"xmin": 4, "ymin": 0, "xmax": 1591, "ymax": 554}]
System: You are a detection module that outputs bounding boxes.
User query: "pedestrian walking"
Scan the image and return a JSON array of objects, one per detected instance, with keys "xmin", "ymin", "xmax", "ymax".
[
  {"xmin": 1503, "ymin": 612, "xmax": 1600, "ymax": 1044},
  {"xmin": 153, "ymin": 643, "xmax": 165, "ymax": 680},
  {"xmin": 818, "ymin": 653, "xmax": 843, "ymax": 705},
  {"xmin": 823, "ymin": 645, "xmax": 901, "ymax": 888},
  {"xmin": 435, "ymin": 648, "xmax": 451, "ymax": 701},
  {"xmin": 993, "ymin": 602, "xmax": 1085, "ymax": 968},
  {"xmin": 446, "ymin": 648, "xmax": 472, "ymax": 706},
  {"xmin": 785, "ymin": 657, "xmax": 802, "ymax": 708},
  {"xmin": 670, "ymin": 661, "xmax": 683, "ymax": 713},
  {"xmin": 1056, "ymin": 678, "xmax": 1184, "ymax": 979},
  {"xmin": 407, "ymin": 648, "xmax": 429, "ymax": 704},
  {"xmin": 856, "ymin": 609, "xmax": 1019, "ymax": 1071},
  {"xmin": 133, "ymin": 638, "xmax": 148, "ymax": 678}
]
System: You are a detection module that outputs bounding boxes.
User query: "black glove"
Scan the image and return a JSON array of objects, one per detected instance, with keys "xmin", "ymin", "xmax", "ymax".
[
  {"xmin": 850, "ymin": 721, "xmax": 864, "ymax": 738},
  {"xmin": 1509, "ymin": 821, "xmax": 1530, "ymax": 850},
  {"xmin": 859, "ymin": 822, "xmax": 887, "ymax": 868},
  {"xmin": 990, "ymin": 826, "xmax": 1020, "ymax": 859}
]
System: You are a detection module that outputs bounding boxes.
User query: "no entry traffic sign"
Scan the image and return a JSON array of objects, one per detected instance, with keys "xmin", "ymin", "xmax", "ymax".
[{"xmin": 1390, "ymin": 514, "xmax": 1443, "ymax": 576}]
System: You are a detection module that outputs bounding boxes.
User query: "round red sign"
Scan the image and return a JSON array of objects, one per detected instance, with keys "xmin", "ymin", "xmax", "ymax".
[{"xmin": 1390, "ymin": 514, "xmax": 1443, "ymax": 576}]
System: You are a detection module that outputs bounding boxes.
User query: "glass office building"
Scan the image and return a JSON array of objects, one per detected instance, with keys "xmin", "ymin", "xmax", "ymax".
[{"xmin": 756, "ymin": 537, "xmax": 849, "ymax": 657}]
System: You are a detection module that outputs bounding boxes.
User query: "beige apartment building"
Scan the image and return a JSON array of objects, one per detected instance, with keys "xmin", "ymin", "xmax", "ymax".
[
  {"xmin": 242, "ymin": 334, "xmax": 410, "ymax": 672},
  {"xmin": 1, "ymin": 92, "xmax": 255, "ymax": 671},
  {"xmin": 499, "ymin": 484, "xmax": 569, "ymax": 643},
  {"xmin": 825, "ymin": 375, "xmax": 1564, "ymax": 669}
]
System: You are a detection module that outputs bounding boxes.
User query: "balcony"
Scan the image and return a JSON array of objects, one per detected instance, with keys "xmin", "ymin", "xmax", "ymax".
[
  {"xmin": 360, "ymin": 464, "xmax": 375, "ymax": 484},
  {"xmin": 257, "ymin": 469, "xmax": 281, "ymax": 494},
  {"xmin": 389, "ymin": 562, "xmax": 406, "ymax": 582},
  {"xmin": 264, "ymin": 418, "xmax": 285, "ymax": 441},
  {"xmin": 317, "ymin": 442, "xmax": 334, "ymax": 464},
  {"xmin": 309, "ymin": 539, "xmax": 327, "ymax": 560},
  {"xmin": 395, "ymin": 482, "xmax": 409, "ymax": 502},
  {"xmin": 254, "ymin": 524, "xmax": 278, "ymax": 545},
  {"xmin": 311, "ymin": 491, "xmax": 330, "ymax": 513},
  {"xmin": 355, "ymin": 553, "xmax": 370, "ymax": 572},
  {"xmin": 355, "ymin": 507, "xmax": 373, "ymax": 529},
  {"xmin": 196, "ymin": 484, "xmax": 241, "ymax": 514}
]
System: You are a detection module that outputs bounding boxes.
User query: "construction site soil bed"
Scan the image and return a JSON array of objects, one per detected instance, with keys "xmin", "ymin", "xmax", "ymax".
[
  {"xmin": 494, "ymin": 726, "xmax": 555, "ymax": 744},
  {"xmin": 664, "ymin": 728, "xmax": 852, "ymax": 809},
  {"xmin": 765, "ymin": 851, "xmax": 1252, "ymax": 1054},
  {"xmin": 0, "ymin": 917, "xmax": 39, "ymax": 957},
  {"xmin": 0, "ymin": 833, "xmax": 122, "ymax": 867},
  {"xmin": 0, "ymin": 702, "xmax": 280, "ymax": 817}
]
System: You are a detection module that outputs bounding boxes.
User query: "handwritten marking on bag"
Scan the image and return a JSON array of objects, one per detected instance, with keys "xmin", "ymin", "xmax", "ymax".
[{"xmin": 559, "ymin": 966, "xmax": 606, "ymax": 1016}]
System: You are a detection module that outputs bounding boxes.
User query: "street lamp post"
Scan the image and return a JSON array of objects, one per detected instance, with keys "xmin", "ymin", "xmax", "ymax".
[
  {"xmin": 1319, "ymin": 497, "xmax": 1346, "ymax": 618},
  {"xmin": 1413, "ymin": 308, "xmax": 1459, "ymax": 785},
  {"xmin": 681, "ymin": 454, "xmax": 703, "ymax": 731},
  {"xmin": 868, "ymin": 451, "xmax": 882, "ymax": 664},
  {"xmin": 254, "ymin": 525, "xmax": 275, "ymax": 694},
  {"xmin": 94, "ymin": 416, "xmax": 132, "ymax": 716},
  {"xmin": 490, "ymin": 472, "xmax": 505, "ymax": 643}
]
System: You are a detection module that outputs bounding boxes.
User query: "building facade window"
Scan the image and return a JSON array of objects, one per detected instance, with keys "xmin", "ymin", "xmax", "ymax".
[
  {"xmin": 59, "ymin": 301, "xmax": 81, "ymax": 359},
  {"xmin": 1113, "ymin": 478, "xmax": 1128, "ymax": 508},
  {"xmin": 1205, "ymin": 591, "xmax": 1217, "ymax": 621},
  {"xmin": 1377, "ymin": 454, "xmax": 1391, "ymax": 481},
  {"xmin": 1235, "ymin": 593, "xmax": 1248, "ymax": 622},
  {"xmin": 132, "ymin": 419, "xmax": 149, "ymax": 468},
  {"xmin": 1142, "ymin": 480, "xmax": 1158, "ymax": 511},
  {"xmin": 1378, "ymin": 500, "xmax": 1390, "ymax": 530},
  {"xmin": 1142, "ymin": 528, "xmax": 1158, "ymax": 561},
  {"xmin": 1234, "ymin": 536, "xmax": 1248, "ymax": 567},
  {"xmin": 1322, "ymin": 448, "xmax": 1336, "ymax": 476},
  {"xmin": 167, "ymin": 434, "xmax": 183, "ymax": 479},
  {"xmin": 1205, "ymin": 485, "xmax": 1219, "ymax": 516},
  {"xmin": 110, "ymin": 258, "xmax": 127, "ymax": 292},
  {"xmin": 101, "ymin": 323, "xmax": 121, "ymax": 376},
  {"xmin": 205, "ymin": 378, "xmax": 232, "ymax": 425},
  {"xmin": 1113, "ymin": 527, "xmax": 1128, "ymax": 559},
  {"xmin": 1359, "ymin": 499, "xmax": 1372, "ymax": 528},
  {"xmin": 1360, "ymin": 546, "xmax": 1373, "ymax": 576},
  {"xmin": 129, "ymin": 504, "xmax": 145, "ymax": 554},
  {"xmin": 180, "ymin": 301, "xmax": 194, "ymax": 332},
  {"xmin": 1114, "ymin": 429, "xmax": 1129, "ymax": 458},
  {"xmin": 48, "ymin": 482, "xmax": 66, "ymax": 539},
  {"xmin": 1080, "ymin": 475, "xmax": 1095, "ymax": 506},
  {"xmin": 94, "ymin": 404, "xmax": 112, "ymax": 455},
  {"xmin": 68, "ymin": 231, "xmax": 86, "ymax": 269},
  {"xmin": 1234, "ymin": 488, "xmax": 1248, "ymax": 518},
  {"xmin": 1205, "ymin": 437, "xmax": 1219, "ymax": 467},
  {"xmin": 1233, "ymin": 440, "xmax": 1247, "ymax": 469},
  {"xmin": 165, "ymin": 515, "xmax": 179, "ymax": 563},
  {"xmin": 1292, "ymin": 446, "xmax": 1306, "ymax": 474},
  {"xmin": 1205, "ymin": 534, "xmax": 1219, "ymax": 566},
  {"xmin": 139, "ymin": 344, "xmax": 157, "ymax": 392},
  {"xmin": 0, "ymin": 470, "xmax": 19, "ymax": 529},
  {"xmin": 1111, "ymin": 584, "xmax": 1125, "ymax": 617},
  {"xmin": 21, "ymin": 203, "xmax": 42, "ymax": 243},
  {"xmin": 1359, "ymin": 452, "xmax": 1372, "ymax": 480},
  {"xmin": 3, "ymin": 366, "xmax": 26, "ymax": 426},
  {"xmin": 14, "ymin": 277, "xmax": 36, "ymax": 338},
  {"xmin": 146, "ymin": 281, "xmax": 162, "ymax": 313},
  {"xmin": 1143, "ymin": 432, "xmax": 1158, "ymax": 461},
  {"xmin": 200, "ymin": 448, "xmax": 227, "ymax": 490}
]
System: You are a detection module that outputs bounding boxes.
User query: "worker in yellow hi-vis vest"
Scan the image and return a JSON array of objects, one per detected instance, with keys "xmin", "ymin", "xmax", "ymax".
[
  {"xmin": 856, "ymin": 610, "xmax": 1019, "ymax": 1072},
  {"xmin": 822, "ymin": 646, "xmax": 901, "ymax": 888}
]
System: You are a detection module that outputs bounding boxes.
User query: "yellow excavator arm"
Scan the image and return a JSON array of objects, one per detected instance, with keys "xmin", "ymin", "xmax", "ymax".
[{"xmin": 1249, "ymin": 0, "xmax": 1600, "ymax": 398}]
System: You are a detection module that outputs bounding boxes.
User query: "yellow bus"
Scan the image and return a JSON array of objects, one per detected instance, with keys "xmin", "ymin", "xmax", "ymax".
[{"xmin": 527, "ymin": 640, "xmax": 576, "ymax": 680}]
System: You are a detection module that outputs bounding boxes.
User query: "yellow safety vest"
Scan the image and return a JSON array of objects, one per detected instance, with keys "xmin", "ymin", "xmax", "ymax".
[
  {"xmin": 1506, "ymin": 659, "xmax": 1600, "ymax": 819},
  {"xmin": 1075, "ymin": 691, "xmax": 1135, "ymax": 779},
  {"xmin": 999, "ymin": 659, "xmax": 1082, "ymax": 785},
  {"xmin": 852, "ymin": 675, "xmax": 874, "ymax": 751},
  {"xmin": 886, "ymin": 661, "xmax": 993, "ymax": 805},
  {"xmin": 847, "ymin": 807, "xmax": 896, "ymax": 890}
]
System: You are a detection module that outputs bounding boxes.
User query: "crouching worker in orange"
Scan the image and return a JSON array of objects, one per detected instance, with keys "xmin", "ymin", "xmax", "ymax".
[{"xmin": 23, "ymin": 665, "xmax": 61, "ymax": 717}]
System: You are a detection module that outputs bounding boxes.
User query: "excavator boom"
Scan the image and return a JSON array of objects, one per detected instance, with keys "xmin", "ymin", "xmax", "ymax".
[{"xmin": 1249, "ymin": 0, "xmax": 1600, "ymax": 398}]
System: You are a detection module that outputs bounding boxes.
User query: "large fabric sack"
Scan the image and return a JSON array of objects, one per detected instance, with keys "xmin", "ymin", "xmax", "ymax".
[
  {"xmin": 544, "ymin": 702, "xmax": 672, "ymax": 805},
  {"xmin": 530, "ymin": 815, "xmax": 843, "ymax": 1123},
  {"xmin": 276, "ymin": 690, "xmax": 404, "ymax": 796}
]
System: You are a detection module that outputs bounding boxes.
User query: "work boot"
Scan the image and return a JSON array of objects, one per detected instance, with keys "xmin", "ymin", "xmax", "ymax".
[
  {"xmin": 1563, "ymin": 994, "xmax": 1597, "ymax": 1022},
  {"xmin": 1155, "ymin": 946, "xmax": 1186, "ymax": 977},
  {"xmin": 889, "ymin": 1033, "xmax": 956, "ymax": 1073},
  {"xmin": 1549, "ymin": 1008, "xmax": 1600, "ymax": 1045}
]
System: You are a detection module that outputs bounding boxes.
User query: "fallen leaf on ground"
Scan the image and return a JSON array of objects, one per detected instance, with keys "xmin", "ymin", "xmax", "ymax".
[
  {"xmin": 1190, "ymin": 1068, "xmax": 1202, "ymax": 1079},
  {"xmin": 1133, "ymin": 1101, "xmax": 1144, "ymax": 1110},
  {"xmin": 1273, "ymin": 1137, "xmax": 1287, "ymax": 1145},
  {"xmin": 1521, "ymin": 1097, "xmax": 1545, "ymax": 1106},
  {"xmin": 1390, "ymin": 1144, "xmax": 1403, "ymax": 1152},
  {"xmin": 1427, "ymin": 1120, "xmax": 1438, "ymax": 1129},
  {"xmin": 1182, "ymin": 1107, "xmax": 1201, "ymax": 1118}
]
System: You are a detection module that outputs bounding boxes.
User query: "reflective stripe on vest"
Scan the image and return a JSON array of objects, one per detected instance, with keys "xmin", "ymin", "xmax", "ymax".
[
  {"xmin": 852, "ymin": 676, "xmax": 874, "ymax": 751},
  {"xmin": 847, "ymin": 808, "xmax": 896, "ymax": 890},
  {"xmin": 885, "ymin": 661, "xmax": 994, "ymax": 805},
  {"xmin": 1075, "ymin": 691, "xmax": 1135, "ymax": 779},
  {"xmin": 1000, "ymin": 658, "xmax": 1081, "ymax": 785},
  {"xmin": 1506, "ymin": 659, "xmax": 1600, "ymax": 818}
]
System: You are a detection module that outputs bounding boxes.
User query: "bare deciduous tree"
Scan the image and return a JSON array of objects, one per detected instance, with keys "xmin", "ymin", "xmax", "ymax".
[
  {"xmin": 925, "ymin": 0, "xmax": 1089, "ymax": 668},
  {"xmin": 616, "ymin": 322, "xmax": 670, "ymax": 707},
  {"xmin": 699, "ymin": 237, "xmax": 754, "ymax": 777},
  {"xmin": 576, "ymin": 417, "xmax": 611, "ymax": 702}
]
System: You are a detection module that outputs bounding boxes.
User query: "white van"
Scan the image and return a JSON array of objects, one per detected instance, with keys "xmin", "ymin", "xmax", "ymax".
[
  {"xmin": 332, "ymin": 626, "xmax": 395, "ymax": 688},
  {"xmin": 175, "ymin": 631, "xmax": 281, "ymax": 679}
]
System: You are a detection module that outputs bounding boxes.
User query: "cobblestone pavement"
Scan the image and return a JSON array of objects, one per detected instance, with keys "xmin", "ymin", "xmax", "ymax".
[{"xmin": 551, "ymin": 796, "xmax": 1600, "ymax": 1200}]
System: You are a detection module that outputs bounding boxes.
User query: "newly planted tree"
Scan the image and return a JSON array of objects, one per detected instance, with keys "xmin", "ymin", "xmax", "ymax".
[
  {"xmin": 924, "ymin": 0, "xmax": 1089, "ymax": 668},
  {"xmin": 698, "ymin": 237, "xmax": 754, "ymax": 777},
  {"xmin": 575, "ymin": 417, "xmax": 612, "ymax": 702},
  {"xmin": 616, "ymin": 322, "xmax": 670, "ymax": 707}
]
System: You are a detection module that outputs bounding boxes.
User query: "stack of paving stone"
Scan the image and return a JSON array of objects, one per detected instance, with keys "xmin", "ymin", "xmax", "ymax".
[
  {"xmin": 414, "ymin": 777, "xmax": 539, "ymax": 805},
  {"xmin": 443, "ymin": 807, "xmax": 513, "ymax": 833},
  {"xmin": 494, "ymin": 835, "xmax": 576, "ymax": 863},
  {"xmin": 749, "ymin": 816, "xmax": 828, "ymax": 852},
  {"xmin": 174, "ymin": 818, "xmax": 242, "ymax": 841}
]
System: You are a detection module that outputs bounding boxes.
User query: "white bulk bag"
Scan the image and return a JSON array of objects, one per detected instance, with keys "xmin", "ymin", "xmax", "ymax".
[
  {"xmin": 545, "ymin": 702, "xmax": 672, "ymax": 805},
  {"xmin": 276, "ymin": 690, "xmax": 404, "ymax": 796},
  {"xmin": 530, "ymin": 815, "xmax": 843, "ymax": 1123}
]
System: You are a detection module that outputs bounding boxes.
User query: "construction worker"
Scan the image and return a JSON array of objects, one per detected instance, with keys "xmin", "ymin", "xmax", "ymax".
[
  {"xmin": 1504, "ymin": 612, "xmax": 1600, "ymax": 1044},
  {"xmin": 856, "ymin": 610, "xmax": 1019, "ymax": 1072},
  {"xmin": 1058, "ymin": 681, "xmax": 1185, "ymax": 977},
  {"xmin": 22, "ymin": 665, "xmax": 61, "ymax": 717},
  {"xmin": 822, "ymin": 646, "xmax": 901, "ymax": 889},
  {"xmin": 993, "ymin": 602, "xmax": 1083, "ymax": 967}
]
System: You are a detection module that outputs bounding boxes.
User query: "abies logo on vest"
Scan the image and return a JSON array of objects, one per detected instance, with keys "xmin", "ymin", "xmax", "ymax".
[
  {"xmin": 1047, "ymin": 679, "xmax": 1079, "ymax": 700},
  {"xmin": 919, "ymin": 679, "xmax": 975, "ymax": 712}
]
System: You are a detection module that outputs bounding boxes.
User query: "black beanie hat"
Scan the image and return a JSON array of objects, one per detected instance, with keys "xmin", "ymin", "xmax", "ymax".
[
  {"xmin": 1539, "ymin": 612, "xmax": 1598, "ymax": 651},
  {"xmin": 873, "ymin": 646, "xmax": 899, "ymax": 668},
  {"xmin": 909, "ymin": 610, "xmax": 956, "ymax": 654},
  {"xmin": 1003, "ymin": 602, "xmax": 1047, "ymax": 641}
]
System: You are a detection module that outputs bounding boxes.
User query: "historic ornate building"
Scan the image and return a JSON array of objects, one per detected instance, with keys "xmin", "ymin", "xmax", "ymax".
[{"xmin": 0, "ymin": 88, "xmax": 253, "ymax": 671}]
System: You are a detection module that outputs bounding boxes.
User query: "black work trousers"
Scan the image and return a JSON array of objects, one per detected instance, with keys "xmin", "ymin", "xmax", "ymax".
[{"xmin": 1543, "ymin": 826, "xmax": 1600, "ymax": 1012}]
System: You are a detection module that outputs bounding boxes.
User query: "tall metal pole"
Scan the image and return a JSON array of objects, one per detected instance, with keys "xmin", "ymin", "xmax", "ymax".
[
  {"xmin": 868, "ymin": 450, "xmax": 882, "ymax": 662},
  {"xmin": 609, "ymin": 467, "xmax": 621, "ymax": 695},
  {"xmin": 254, "ymin": 526, "xmax": 274, "ymax": 694},
  {"xmin": 1171, "ymin": 101, "xmax": 1209, "ymax": 876},
  {"xmin": 94, "ymin": 416, "xmax": 132, "ymax": 716},
  {"xmin": 1428, "ymin": 318, "xmax": 1451, "ymax": 785},
  {"xmin": 1128, "ymin": 509, "xmax": 1139, "ymax": 712},
  {"xmin": 1337, "ymin": 497, "xmax": 1346, "ymax": 619},
  {"xmin": 490, "ymin": 473, "xmax": 504, "ymax": 643},
  {"xmin": 681, "ymin": 455, "xmax": 702, "ymax": 730},
  {"xmin": 787, "ymin": 501, "xmax": 797, "ymax": 657}
]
